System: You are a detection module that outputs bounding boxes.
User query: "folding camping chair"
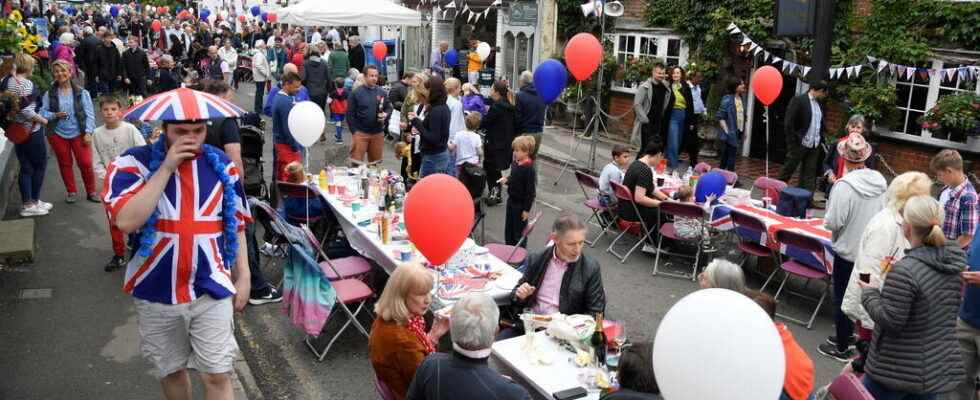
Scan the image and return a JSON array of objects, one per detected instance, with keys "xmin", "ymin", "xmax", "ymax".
[
  {"xmin": 766, "ymin": 229, "xmax": 831, "ymax": 329},
  {"xmin": 276, "ymin": 181, "xmax": 337, "ymax": 247},
  {"xmin": 693, "ymin": 162, "xmax": 712, "ymax": 174},
  {"xmin": 294, "ymin": 226, "xmax": 376, "ymax": 361},
  {"xmin": 606, "ymin": 181, "xmax": 656, "ymax": 264},
  {"xmin": 574, "ymin": 170, "xmax": 617, "ymax": 247},
  {"xmin": 485, "ymin": 211, "xmax": 543, "ymax": 266},
  {"xmin": 729, "ymin": 209, "xmax": 777, "ymax": 281},
  {"xmin": 652, "ymin": 201, "xmax": 708, "ymax": 281},
  {"xmin": 249, "ymin": 198, "xmax": 294, "ymax": 269}
]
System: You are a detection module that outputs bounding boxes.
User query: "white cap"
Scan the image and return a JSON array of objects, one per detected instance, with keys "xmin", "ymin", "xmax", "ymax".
[{"xmin": 59, "ymin": 32, "xmax": 76, "ymax": 46}]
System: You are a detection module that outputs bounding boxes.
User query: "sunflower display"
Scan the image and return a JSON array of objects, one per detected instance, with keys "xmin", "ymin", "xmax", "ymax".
[{"xmin": 0, "ymin": 10, "xmax": 42, "ymax": 56}]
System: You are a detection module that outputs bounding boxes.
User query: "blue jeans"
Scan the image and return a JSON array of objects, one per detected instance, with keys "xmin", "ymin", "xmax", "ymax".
[
  {"xmin": 14, "ymin": 131, "xmax": 47, "ymax": 203},
  {"xmin": 666, "ymin": 108, "xmax": 686, "ymax": 169},
  {"xmin": 862, "ymin": 376, "xmax": 937, "ymax": 400},
  {"xmin": 833, "ymin": 257, "xmax": 855, "ymax": 351},
  {"xmin": 420, "ymin": 150, "xmax": 450, "ymax": 177},
  {"xmin": 721, "ymin": 143, "xmax": 738, "ymax": 171}
]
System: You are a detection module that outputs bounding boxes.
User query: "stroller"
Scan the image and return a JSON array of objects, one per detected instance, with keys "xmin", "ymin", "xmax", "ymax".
[
  {"xmin": 236, "ymin": 51, "xmax": 254, "ymax": 84},
  {"xmin": 240, "ymin": 113, "xmax": 268, "ymax": 200}
]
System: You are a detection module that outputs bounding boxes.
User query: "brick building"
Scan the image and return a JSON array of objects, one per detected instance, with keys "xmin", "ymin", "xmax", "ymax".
[{"xmin": 600, "ymin": 0, "xmax": 978, "ymax": 177}]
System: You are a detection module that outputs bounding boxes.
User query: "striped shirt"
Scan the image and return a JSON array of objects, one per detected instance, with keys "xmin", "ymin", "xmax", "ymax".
[
  {"xmin": 4, "ymin": 75, "xmax": 40, "ymax": 132},
  {"xmin": 940, "ymin": 179, "xmax": 978, "ymax": 246}
]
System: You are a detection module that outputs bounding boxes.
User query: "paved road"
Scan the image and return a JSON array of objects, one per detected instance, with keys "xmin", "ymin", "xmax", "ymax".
[{"xmin": 0, "ymin": 84, "xmax": 845, "ymax": 400}]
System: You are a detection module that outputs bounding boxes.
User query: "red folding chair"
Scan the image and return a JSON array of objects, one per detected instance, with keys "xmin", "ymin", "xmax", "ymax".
[
  {"xmin": 752, "ymin": 177, "xmax": 788, "ymax": 204},
  {"xmin": 768, "ymin": 229, "xmax": 831, "ymax": 329},
  {"xmin": 828, "ymin": 372, "xmax": 874, "ymax": 400},
  {"xmin": 300, "ymin": 223, "xmax": 374, "ymax": 282},
  {"xmin": 606, "ymin": 181, "xmax": 656, "ymax": 264},
  {"xmin": 729, "ymin": 209, "xmax": 777, "ymax": 280},
  {"xmin": 694, "ymin": 162, "xmax": 712, "ymax": 174},
  {"xmin": 652, "ymin": 201, "xmax": 707, "ymax": 281},
  {"xmin": 486, "ymin": 211, "xmax": 543, "ymax": 265},
  {"xmin": 714, "ymin": 168, "xmax": 739, "ymax": 186},
  {"xmin": 574, "ymin": 170, "xmax": 617, "ymax": 247},
  {"xmin": 296, "ymin": 225, "xmax": 376, "ymax": 361}
]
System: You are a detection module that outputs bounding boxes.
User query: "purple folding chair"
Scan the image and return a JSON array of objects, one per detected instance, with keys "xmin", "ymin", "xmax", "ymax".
[
  {"xmin": 752, "ymin": 177, "xmax": 788, "ymax": 204},
  {"xmin": 375, "ymin": 374, "xmax": 397, "ymax": 400},
  {"xmin": 714, "ymin": 168, "xmax": 739, "ymax": 186},
  {"xmin": 729, "ymin": 209, "xmax": 777, "ymax": 280},
  {"xmin": 606, "ymin": 181, "xmax": 655, "ymax": 264},
  {"xmin": 574, "ymin": 170, "xmax": 617, "ymax": 247},
  {"xmin": 828, "ymin": 373, "xmax": 874, "ymax": 400},
  {"xmin": 694, "ymin": 162, "xmax": 712, "ymax": 174},
  {"xmin": 300, "ymin": 223, "xmax": 374, "ymax": 282},
  {"xmin": 486, "ymin": 211, "xmax": 543, "ymax": 265},
  {"xmin": 653, "ymin": 201, "xmax": 707, "ymax": 281},
  {"xmin": 769, "ymin": 229, "xmax": 831, "ymax": 329}
]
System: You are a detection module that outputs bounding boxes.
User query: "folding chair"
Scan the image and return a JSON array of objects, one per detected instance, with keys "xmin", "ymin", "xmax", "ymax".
[
  {"xmin": 766, "ymin": 229, "xmax": 831, "ymax": 329},
  {"xmin": 277, "ymin": 181, "xmax": 336, "ymax": 247},
  {"xmin": 375, "ymin": 374, "xmax": 398, "ymax": 400},
  {"xmin": 300, "ymin": 223, "xmax": 374, "ymax": 282},
  {"xmin": 606, "ymin": 181, "xmax": 656, "ymax": 264},
  {"xmin": 827, "ymin": 373, "xmax": 874, "ymax": 400},
  {"xmin": 652, "ymin": 201, "xmax": 707, "ymax": 281},
  {"xmin": 752, "ymin": 177, "xmax": 788, "ymax": 204},
  {"xmin": 485, "ymin": 211, "xmax": 543, "ymax": 265},
  {"xmin": 729, "ymin": 209, "xmax": 777, "ymax": 281},
  {"xmin": 294, "ymin": 228, "xmax": 375, "ymax": 361},
  {"xmin": 250, "ymin": 198, "xmax": 294, "ymax": 268},
  {"xmin": 574, "ymin": 170, "xmax": 617, "ymax": 247},
  {"xmin": 693, "ymin": 162, "xmax": 712, "ymax": 174},
  {"xmin": 714, "ymin": 169, "xmax": 739, "ymax": 186},
  {"xmin": 470, "ymin": 198, "xmax": 487, "ymax": 243}
]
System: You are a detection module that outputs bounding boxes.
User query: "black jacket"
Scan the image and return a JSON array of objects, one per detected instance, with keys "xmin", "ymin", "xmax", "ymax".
[
  {"xmin": 644, "ymin": 80, "xmax": 671, "ymax": 141},
  {"xmin": 515, "ymin": 84, "xmax": 545, "ymax": 134},
  {"xmin": 387, "ymin": 80, "xmax": 409, "ymax": 113},
  {"xmin": 510, "ymin": 246, "xmax": 606, "ymax": 316},
  {"xmin": 76, "ymin": 34, "xmax": 101, "ymax": 75},
  {"xmin": 406, "ymin": 352, "xmax": 530, "ymax": 400},
  {"xmin": 784, "ymin": 93, "xmax": 824, "ymax": 148},
  {"xmin": 413, "ymin": 103, "xmax": 450, "ymax": 155},
  {"xmin": 348, "ymin": 44, "xmax": 365, "ymax": 73},
  {"xmin": 480, "ymin": 98, "xmax": 517, "ymax": 170},
  {"xmin": 122, "ymin": 47, "xmax": 150, "ymax": 81},
  {"xmin": 301, "ymin": 56, "xmax": 332, "ymax": 97},
  {"xmin": 94, "ymin": 43, "xmax": 122, "ymax": 81},
  {"xmin": 346, "ymin": 84, "xmax": 386, "ymax": 134}
]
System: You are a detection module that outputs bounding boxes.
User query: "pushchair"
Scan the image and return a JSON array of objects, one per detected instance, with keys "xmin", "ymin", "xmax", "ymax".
[
  {"xmin": 236, "ymin": 53, "xmax": 254, "ymax": 84},
  {"xmin": 240, "ymin": 113, "xmax": 268, "ymax": 200}
]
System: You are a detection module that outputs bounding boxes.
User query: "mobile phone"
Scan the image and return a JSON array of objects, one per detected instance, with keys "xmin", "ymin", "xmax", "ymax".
[
  {"xmin": 859, "ymin": 272, "xmax": 870, "ymax": 283},
  {"xmin": 553, "ymin": 387, "xmax": 587, "ymax": 400}
]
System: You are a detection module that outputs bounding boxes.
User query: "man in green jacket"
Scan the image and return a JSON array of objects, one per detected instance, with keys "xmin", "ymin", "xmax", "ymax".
[{"xmin": 328, "ymin": 41, "xmax": 349, "ymax": 81}]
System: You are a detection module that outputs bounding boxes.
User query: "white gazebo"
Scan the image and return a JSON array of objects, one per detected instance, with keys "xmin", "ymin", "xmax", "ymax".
[{"xmin": 276, "ymin": 0, "xmax": 423, "ymax": 27}]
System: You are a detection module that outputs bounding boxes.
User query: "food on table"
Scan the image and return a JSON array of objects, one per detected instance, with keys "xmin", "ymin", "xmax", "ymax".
[{"xmin": 574, "ymin": 349, "xmax": 592, "ymax": 367}]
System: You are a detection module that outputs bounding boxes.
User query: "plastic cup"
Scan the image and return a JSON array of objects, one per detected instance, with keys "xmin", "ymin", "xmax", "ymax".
[
  {"xmin": 338, "ymin": 185, "xmax": 347, "ymax": 195},
  {"xmin": 328, "ymin": 184, "xmax": 337, "ymax": 194},
  {"xmin": 399, "ymin": 249, "xmax": 412, "ymax": 262},
  {"xmin": 352, "ymin": 202, "xmax": 361, "ymax": 212}
]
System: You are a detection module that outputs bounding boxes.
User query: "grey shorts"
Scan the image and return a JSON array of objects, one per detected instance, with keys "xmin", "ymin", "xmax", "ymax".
[{"xmin": 135, "ymin": 295, "xmax": 238, "ymax": 379}]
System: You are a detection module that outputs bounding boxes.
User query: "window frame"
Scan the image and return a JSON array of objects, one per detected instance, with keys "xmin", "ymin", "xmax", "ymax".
[{"xmin": 607, "ymin": 31, "xmax": 688, "ymax": 94}]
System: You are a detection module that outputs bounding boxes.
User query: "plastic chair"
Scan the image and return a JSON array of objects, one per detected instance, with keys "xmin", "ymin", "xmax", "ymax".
[
  {"xmin": 767, "ymin": 229, "xmax": 831, "ymax": 329},
  {"xmin": 295, "ymin": 226, "xmax": 375, "ymax": 362},
  {"xmin": 752, "ymin": 177, "xmax": 788, "ymax": 204},
  {"xmin": 729, "ymin": 209, "xmax": 777, "ymax": 279},
  {"xmin": 486, "ymin": 211, "xmax": 543, "ymax": 265},
  {"xmin": 299, "ymin": 223, "xmax": 374, "ymax": 282},
  {"xmin": 714, "ymin": 169, "xmax": 739, "ymax": 186},
  {"xmin": 652, "ymin": 201, "xmax": 707, "ymax": 281},
  {"xmin": 374, "ymin": 374, "xmax": 398, "ymax": 400},
  {"xmin": 827, "ymin": 373, "xmax": 874, "ymax": 400},
  {"xmin": 574, "ymin": 170, "xmax": 617, "ymax": 247},
  {"xmin": 693, "ymin": 162, "xmax": 712, "ymax": 174},
  {"xmin": 606, "ymin": 181, "xmax": 656, "ymax": 264}
]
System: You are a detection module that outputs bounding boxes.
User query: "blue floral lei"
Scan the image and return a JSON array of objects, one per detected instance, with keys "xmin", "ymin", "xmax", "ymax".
[{"xmin": 136, "ymin": 138, "xmax": 241, "ymax": 268}]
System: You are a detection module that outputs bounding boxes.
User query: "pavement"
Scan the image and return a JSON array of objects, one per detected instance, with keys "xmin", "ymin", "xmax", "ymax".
[{"xmin": 1, "ymin": 85, "xmax": 846, "ymax": 400}]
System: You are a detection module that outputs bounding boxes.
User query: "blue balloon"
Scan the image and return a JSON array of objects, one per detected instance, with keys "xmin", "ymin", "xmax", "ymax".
[
  {"xmin": 261, "ymin": 12, "xmax": 268, "ymax": 22},
  {"xmin": 110, "ymin": 5, "xmax": 119, "ymax": 18},
  {"xmin": 444, "ymin": 48, "xmax": 458, "ymax": 66},
  {"xmin": 200, "ymin": 9, "xmax": 210, "ymax": 19},
  {"xmin": 532, "ymin": 59, "xmax": 568, "ymax": 104},
  {"xmin": 65, "ymin": 7, "xmax": 76, "ymax": 16},
  {"xmin": 695, "ymin": 171, "xmax": 727, "ymax": 204},
  {"xmin": 176, "ymin": 6, "xmax": 183, "ymax": 13},
  {"xmin": 251, "ymin": 5, "xmax": 261, "ymax": 17}
]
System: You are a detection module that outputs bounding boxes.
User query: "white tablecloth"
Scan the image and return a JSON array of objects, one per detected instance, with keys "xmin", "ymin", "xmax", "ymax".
[
  {"xmin": 317, "ymin": 172, "xmax": 522, "ymax": 308},
  {"xmin": 492, "ymin": 330, "xmax": 601, "ymax": 400}
]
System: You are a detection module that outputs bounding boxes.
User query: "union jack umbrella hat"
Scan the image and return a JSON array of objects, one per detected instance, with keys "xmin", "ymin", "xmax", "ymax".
[{"xmin": 123, "ymin": 87, "xmax": 246, "ymax": 122}]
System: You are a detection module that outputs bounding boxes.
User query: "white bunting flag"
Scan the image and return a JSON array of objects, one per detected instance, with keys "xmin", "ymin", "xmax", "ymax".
[
  {"xmin": 741, "ymin": 36, "xmax": 752, "ymax": 45},
  {"xmin": 832, "ymin": 68, "xmax": 841, "ymax": 79},
  {"xmin": 727, "ymin": 22, "xmax": 737, "ymax": 32},
  {"xmin": 762, "ymin": 51, "xmax": 771, "ymax": 62},
  {"xmin": 855, "ymin": 65, "xmax": 863, "ymax": 76},
  {"xmin": 802, "ymin": 66, "xmax": 811, "ymax": 77},
  {"xmin": 946, "ymin": 68, "xmax": 957, "ymax": 81},
  {"xmin": 906, "ymin": 67, "xmax": 915, "ymax": 81},
  {"xmin": 877, "ymin": 60, "xmax": 887, "ymax": 73},
  {"xmin": 772, "ymin": 56, "xmax": 782, "ymax": 64},
  {"xmin": 492, "ymin": 0, "xmax": 502, "ymax": 6},
  {"xmin": 753, "ymin": 46, "xmax": 763, "ymax": 56}
]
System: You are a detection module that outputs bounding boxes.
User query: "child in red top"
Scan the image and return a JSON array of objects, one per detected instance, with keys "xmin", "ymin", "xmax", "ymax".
[
  {"xmin": 328, "ymin": 77, "xmax": 348, "ymax": 144},
  {"xmin": 749, "ymin": 291, "xmax": 815, "ymax": 400}
]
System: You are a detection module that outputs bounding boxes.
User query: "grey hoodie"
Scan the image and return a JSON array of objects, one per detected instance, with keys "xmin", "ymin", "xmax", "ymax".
[{"xmin": 824, "ymin": 168, "xmax": 887, "ymax": 261}]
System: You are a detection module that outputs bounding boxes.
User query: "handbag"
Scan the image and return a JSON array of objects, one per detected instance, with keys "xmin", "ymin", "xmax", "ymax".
[{"xmin": 3, "ymin": 123, "xmax": 31, "ymax": 144}]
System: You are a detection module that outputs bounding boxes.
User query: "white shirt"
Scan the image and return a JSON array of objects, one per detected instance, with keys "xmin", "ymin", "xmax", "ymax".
[
  {"xmin": 93, "ymin": 122, "xmax": 146, "ymax": 179},
  {"xmin": 802, "ymin": 94, "xmax": 822, "ymax": 148},
  {"xmin": 598, "ymin": 161, "xmax": 623, "ymax": 197},
  {"xmin": 447, "ymin": 96, "xmax": 465, "ymax": 137},
  {"xmin": 327, "ymin": 29, "xmax": 341, "ymax": 46},
  {"xmin": 311, "ymin": 31, "xmax": 322, "ymax": 45},
  {"xmin": 454, "ymin": 130, "xmax": 482, "ymax": 166}
]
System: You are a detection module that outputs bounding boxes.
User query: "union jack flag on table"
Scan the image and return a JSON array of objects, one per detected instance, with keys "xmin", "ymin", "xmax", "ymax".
[{"xmin": 102, "ymin": 145, "xmax": 252, "ymax": 305}]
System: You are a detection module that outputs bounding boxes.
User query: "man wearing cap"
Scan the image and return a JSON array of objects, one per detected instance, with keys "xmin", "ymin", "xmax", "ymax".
[
  {"xmin": 103, "ymin": 113, "xmax": 252, "ymax": 399},
  {"xmin": 818, "ymin": 133, "xmax": 887, "ymax": 362}
]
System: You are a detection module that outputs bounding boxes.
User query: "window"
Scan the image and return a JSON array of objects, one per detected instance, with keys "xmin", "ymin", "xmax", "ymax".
[
  {"xmin": 609, "ymin": 32, "xmax": 688, "ymax": 93},
  {"xmin": 884, "ymin": 59, "xmax": 980, "ymax": 148}
]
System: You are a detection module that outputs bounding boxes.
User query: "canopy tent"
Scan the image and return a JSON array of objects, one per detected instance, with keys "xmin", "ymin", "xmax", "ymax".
[{"xmin": 276, "ymin": 0, "xmax": 423, "ymax": 27}]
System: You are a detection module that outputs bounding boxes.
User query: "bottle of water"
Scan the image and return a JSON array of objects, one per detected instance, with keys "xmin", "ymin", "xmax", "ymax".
[{"xmin": 682, "ymin": 167, "xmax": 693, "ymax": 185}]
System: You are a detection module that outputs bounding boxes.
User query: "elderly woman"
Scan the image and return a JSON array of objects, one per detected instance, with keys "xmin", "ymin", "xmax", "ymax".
[
  {"xmin": 697, "ymin": 259, "xmax": 745, "ymax": 292},
  {"xmin": 53, "ymin": 32, "xmax": 78, "ymax": 77},
  {"xmin": 601, "ymin": 342, "xmax": 660, "ymax": 399},
  {"xmin": 40, "ymin": 59, "xmax": 97, "ymax": 204},
  {"xmin": 823, "ymin": 115, "xmax": 878, "ymax": 192},
  {"xmin": 837, "ymin": 172, "xmax": 932, "ymax": 349},
  {"xmin": 369, "ymin": 264, "xmax": 449, "ymax": 400},
  {"xmin": 405, "ymin": 293, "xmax": 530, "ymax": 399}
]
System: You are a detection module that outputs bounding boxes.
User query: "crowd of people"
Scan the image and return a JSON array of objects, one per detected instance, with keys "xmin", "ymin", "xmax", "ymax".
[{"xmin": 3, "ymin": 3, "xmax": 980, "ymax": 400}]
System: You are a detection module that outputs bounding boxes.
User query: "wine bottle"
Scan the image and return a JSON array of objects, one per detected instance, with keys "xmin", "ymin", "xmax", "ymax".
[{"xmin": 591, "ymin": 312, "xmax": 607, "ymax": 368}]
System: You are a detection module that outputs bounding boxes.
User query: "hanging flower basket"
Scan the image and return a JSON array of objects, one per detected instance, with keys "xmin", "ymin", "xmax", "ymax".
[{"xmin": 920, "ymin": 92, "xmax": 980, "ymax": 137}]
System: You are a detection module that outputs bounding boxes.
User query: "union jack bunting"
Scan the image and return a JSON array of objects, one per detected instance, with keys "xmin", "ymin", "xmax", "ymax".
[{"xmin": 102, "ymin": 145, "xmax": 252, "ymax": 304}]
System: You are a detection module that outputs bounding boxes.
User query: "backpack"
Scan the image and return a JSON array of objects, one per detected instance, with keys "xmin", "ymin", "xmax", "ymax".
[{"xmin": 329, "ymin": 88, "xmax": 347, "ymax": 114}]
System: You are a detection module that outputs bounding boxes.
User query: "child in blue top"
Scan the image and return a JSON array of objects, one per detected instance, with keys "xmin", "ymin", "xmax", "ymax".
[{"xmin": 281, "ymin": 161, "xmax": 324, "ymax": 222}]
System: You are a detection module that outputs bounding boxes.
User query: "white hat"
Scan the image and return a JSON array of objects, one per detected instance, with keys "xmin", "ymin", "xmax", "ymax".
[
  {"xmin": 59, "ymin": 32, "xmax": 76, "ymax": 46},
  {"xmin": 255, "ymin": 39, "xmax": 265, "ymax": 47}
]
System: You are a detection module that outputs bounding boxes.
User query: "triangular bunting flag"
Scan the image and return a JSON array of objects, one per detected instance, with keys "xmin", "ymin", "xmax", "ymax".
[
  {"xmin": 753, "ymin": 46, "xmax": 763, "ymax": 56},
  {"xmin": 896, "ymin": 65, "xmax": 907, "ymax": 79},
  {"xmin": 946, "ymin": 68, "xmax": 957, "ymax": 81},
  {"xmin": 877, "ymin": 60, "xmax": 887, "ymax": 73},
  {"xmin": 802, "ymin": 66, "xmax": 811, "ymax": 77},
  {"xmin": 917, "ymin": 68, "xmax": 929, "ymax": 80},
  {"xmin": 492, "ymin": 0, "xmax": 501, "ymax": 6},
  {"xmin": 741, "ymin": 36, "xmax": 752, "ymax": 45},
  {"xmin": 772, "ymin": 56, "xmax": 782, "ymax": 65},
  {"xmin": 762, "ymin": 51, "xmax": 771, "ymax": 62},
  {"xmin": 846, "ymin": 66, "xmax": 856, "ymax": 78},
  {"xmin": 727, "ymin": 22, "xmax": 738, "ymax": 32},
  {"xmin": 468, "ymin": 10, "xmax": 475, "ymax": 22},
  {"xmin": 906, "ymin": 67, "xmax": 915, "ymax": 81},
  {"xmin": 855, "ymin": 65, "xmax": 863, "ymax": 76},
  {"xmin": 748, "ymin": 42, "xmax": 758, "ymax": 51},
  {"xmin": 445, "ymin": 1, "xmax": 456, "ymax": 8}
]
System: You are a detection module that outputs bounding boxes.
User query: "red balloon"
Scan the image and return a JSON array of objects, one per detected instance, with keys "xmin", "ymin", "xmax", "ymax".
[
  {"xmin": 150, "ymin": 20, "xmax": 161, "ymax": 32},
  {"xmin": 404, "ymin": 175, "xmax": 474, "ymax": 265},
  {"xmin": 178, "ymin": 10, "xmax": 190, "ymax": 19},
  {"xmin": 752, "ymin": 66, "xmax": 783, "ymax": 106},
  {"xmin": 564, "ymin": 33, "xmax": 602, "ymax": 81},
  {"xmin": 238, "ymin": 15, "xmax": 246, "ymax": 23},
  {"xmin": 372, "ymin": 41, "xmax": 388, "ymax": 61},
  {"xmin": 267, "ymin": 12, "xmax": 277, "ymax": 23}
]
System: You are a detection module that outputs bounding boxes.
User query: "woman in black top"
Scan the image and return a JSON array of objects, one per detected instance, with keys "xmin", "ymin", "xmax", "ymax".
[
  {"xmin": 480, "ymin": 80, "xmax": 516, "ymax": 204},
  {"xmin": 410, "ymin": 76, "xmax": 452, "ymax": 177},
  {"xmin": 601, "ymin": 342, "xmax": 661, "ymax": 400}
]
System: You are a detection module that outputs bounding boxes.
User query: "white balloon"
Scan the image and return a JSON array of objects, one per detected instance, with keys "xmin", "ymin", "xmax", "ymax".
[
  {"xmin": 653, "ymin": 288, "xmax": 785, "ymax": 400},
  {"xmin": 288, "ymin": 101, "xmax": 327, "ymax": 148},
  {"xmin": 207, "ymin": 13, "xmax": 217, "ymax": 23},
  {"xmin": 476, "ymin": 42, "xmax": 491, "ymax": 61}
]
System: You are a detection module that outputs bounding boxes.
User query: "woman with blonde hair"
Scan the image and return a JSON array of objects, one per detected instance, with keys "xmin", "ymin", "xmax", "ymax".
[
  {"xmin": 39, "ymin": 59, "xmax": 97, "ymax": 204},
  {"xmin": 858, "ymin": 195, "xmax": 965, "ymax": 398},
  {"xmin": 368, "ymin": 263, "xmax": 448, "ymax": 399},
  {"xmin": 837, "ymin": 172, "xmax": 932, "ymax": 353},
  {"xmin": 6, "ymin": 53, "xmax": 52, "ymax": 217}
]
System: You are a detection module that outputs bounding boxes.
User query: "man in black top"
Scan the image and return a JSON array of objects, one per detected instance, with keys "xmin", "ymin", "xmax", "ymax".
[
  {"xmin": 347, "ymin": 36, "xmax": 365, "ymax": 73},
  {"xmin": 122, "ymin": 36, "xmax": 150, "ymax": 97},
  {"xmin": 619, "ymin": 142, "xmax": 670, "ymax": 251},
  {"xmin": 93, "ymin": 30, "xmax": 123, "ymax": 97}
]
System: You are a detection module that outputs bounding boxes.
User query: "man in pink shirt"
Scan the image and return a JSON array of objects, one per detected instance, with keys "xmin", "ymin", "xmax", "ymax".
[{"xmin": 501, "ymin": 214, "xmax": 606, "ymax": 339}]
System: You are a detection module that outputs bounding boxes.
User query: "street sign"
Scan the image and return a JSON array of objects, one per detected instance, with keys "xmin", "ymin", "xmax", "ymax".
[{"xmin": 775, "ymin": 0, "xmax": 817, "ymax": 37}]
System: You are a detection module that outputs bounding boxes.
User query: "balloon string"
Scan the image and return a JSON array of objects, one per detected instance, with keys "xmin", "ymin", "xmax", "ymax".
[
  {"xmin": 765, "ymin": 106, "xmax": 770, "ymax": 179},
  {"xmin": 305, "ymin": 150, "xmax": 310, "ymax": 223}
]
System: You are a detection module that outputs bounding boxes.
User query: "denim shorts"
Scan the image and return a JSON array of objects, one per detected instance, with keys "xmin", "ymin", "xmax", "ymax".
[{"xmin": 135, "ymin": 295, "xmax": 237, "ymax": 378}]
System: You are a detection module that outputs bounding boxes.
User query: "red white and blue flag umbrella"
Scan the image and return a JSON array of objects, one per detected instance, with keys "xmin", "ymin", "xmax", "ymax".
[{"xmin": 123, "ymin": 87, "xmax": 246, "ymax": 122}]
